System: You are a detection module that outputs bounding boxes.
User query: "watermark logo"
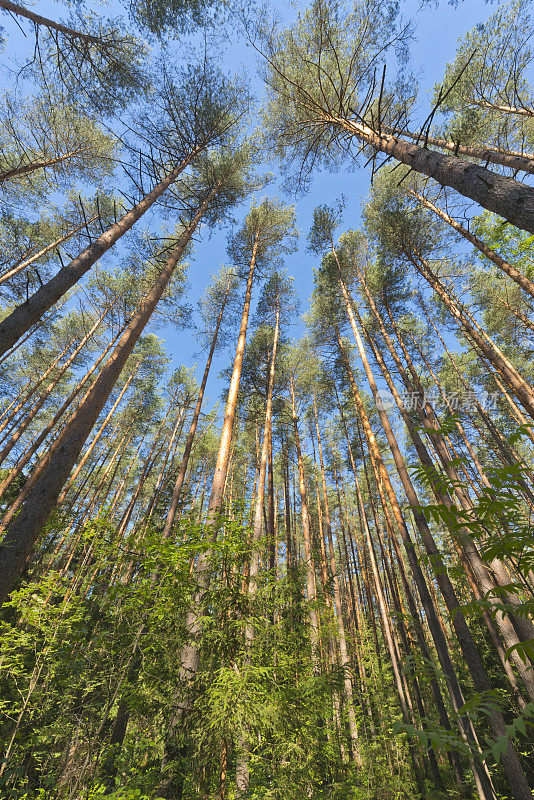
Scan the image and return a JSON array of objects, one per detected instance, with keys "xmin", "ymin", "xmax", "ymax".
[
  {"xmin": 375, "ymin": 388, "xmax": 499, "ymax": 413},
  {"xmin": 375, "ymin": 390, "xmax": 395, "ymax": 411}
]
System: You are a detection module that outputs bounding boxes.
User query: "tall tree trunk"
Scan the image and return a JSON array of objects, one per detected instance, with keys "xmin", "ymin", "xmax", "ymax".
[
  {"xmin": 407, "ymin": 188, "xmax": 534, "ymax": 299},
  {"xmin": 0, "ymin": 329, "xmax": 82, "ymax": 439},
  {"xmin": 160, "ymin": 277, "xmax": 233, "ymax": 541},
  {"xmin": 289, "ymin": 374, "xmax": 320, "ymax": 662},
  {"xmin": 0, "ymin": 306, "xmax": 109, "ymax": 467},
  {"xmin": 236, "ymin": 302, "xmax": 280, "ymax": 793},
  {"xmin": 311, "ymin": 395, "xmax": 362, "ymax": 765},
  {"xmin": 362, "ymin": 313, "xmax": 531, "ymax": 710},
  {"xmin": 408, "ymin": 250, "xmax": 534, "ymax": 421},
  {"xmin": 0, "ymin": 317, "xmax": 128, "ymax": 499},
  {"xmin": 334, "ymin": 319, "xmax": 499, "ymax": 800},
  {"xmin": 343, "ymin": 275, "xmax": 533, "ymax": 796},
  {"xmin": 158, "ymin": 237, "xmax": 259, "ymax": 800},
  {"xmin": 247, "ymin": 302, "xmax": 280, "ymax": 597},
  {"xmin": 0, "ymin": 216, "xmax": 98, "ymax": 286},
  {"xmin": 0, "ymin": 155, "xmax": 198, "ymax": 356},
  {"xmin": 335, "ymin": 117, "xmax": 534, "ymax": 234},
  {"xmin": 0, "ymin": 0, "xmax": 105, "ymax": 43},
  {"xmin": 384, "ymin": 126, "xmax": 534, "ymax": 174},
  {"xmin": 382, "ymin": 300, "xmax": 534, "ymax": 664}
]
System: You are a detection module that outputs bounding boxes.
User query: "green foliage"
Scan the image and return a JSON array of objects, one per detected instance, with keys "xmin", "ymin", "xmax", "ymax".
[
  {"xmin": 128, "ymin": 0, "xmax": 216, "ymax": 37},
  {"xmin": 434, "ymin": 0, "xmax": 534, "ymax": 148}
]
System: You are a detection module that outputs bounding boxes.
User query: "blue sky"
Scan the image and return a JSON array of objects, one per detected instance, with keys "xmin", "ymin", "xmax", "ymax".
[{"xmin": 0, "ymin": 0, "xmax": 499, "ymax": 412}]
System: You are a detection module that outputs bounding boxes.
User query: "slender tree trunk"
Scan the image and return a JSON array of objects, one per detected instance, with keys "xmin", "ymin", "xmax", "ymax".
[
  {"xmin": 0, "ymin": 307, "xmax": 108, "ymax": 467},
  {"xmin": 160, "ymin": 279, "xmax": 233, "ymax": 541},
  {"xmin": 362, "ymin": 316, "xmax": 530, "ymax": 709},
  {"xmin": 289, "ymin": 375, "xmax": 320, "ymax": 661},
  {"xmin": 247, "ymin": 302, "xmax": 280, "ymax": 597},
  {"xmin": 407, "ymin": 188, "xmax": 534, "ymax": 299},
  {"xmin": 312, "ymin": 395, "xmax": 362, "ymax": 765},
  {"xmin": 0, "ymin": 330, "xmax": 81, "ymax": 439},
  {"xmin": 408, "ymin": 250, "xmax": 534, "ymax": 421},
  {"xmin": 55, "ymin": 370, "xmax": 138, "ymax": 506},
  {"xmin": 0, "ymin": 318, "xmax": 128, "ymax": 498},
  {"xmin": 0, "ymin": 363, "xmax": 138, "ymax": 539},
  {"xmin": 235, "ymin": 303, "xmax": 280, "ymax": 793},
  {"xmin": 383, "ymin": 301, "xmax": 534, "ymax": 663},
  {"xmin": 0, "ymin": 216, "xmax": 99, "ymax": 286},
  {"xmin": 344, "ymin": 278, "xmax": 533, "ymax": 795},
  {"xmin": 334, "ymin": 319, "xmax": 498, "ymax": 800},
  {"xmin": 158, "ymin": 237, "xmax": 259, "ymax": 800},
  {"xmin": 0, "ymin": 149, "xmax": 92, "ymax": 184},
  {"xmin": 0, "ymin": 0, "xmax": 104, "ymax": 43}
]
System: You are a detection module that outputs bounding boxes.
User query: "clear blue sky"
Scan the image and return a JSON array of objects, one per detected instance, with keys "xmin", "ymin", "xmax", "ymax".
[{"xmin": 0, "ymin": 0, "xmax": 498, "ymax": 412}]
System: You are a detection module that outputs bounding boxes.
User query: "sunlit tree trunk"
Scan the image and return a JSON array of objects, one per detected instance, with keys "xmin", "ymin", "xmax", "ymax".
[
  {"xmin": 160, "ymin": 278, "xmax": 233, "ymax": 542},
  {"xmin": 159, "ymin": 236, "xmax": 259, "ymax": 800},
  {"xmin": 312, "ymin": 395, "xmax": 362, "ymax": 765},
  {"xmin": 0, "ymin": 307, "xmax": 109, "ymax": 467},
  {"xmin": 334, "ymin": 320, "xmax": 498, "ymax": 800},
  {"xmin": 336, "ymin": 117, "xmax": 534, "ymax": 234}
]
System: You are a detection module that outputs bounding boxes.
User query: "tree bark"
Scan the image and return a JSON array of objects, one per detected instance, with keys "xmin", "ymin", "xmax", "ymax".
[
  {"xmin": 409, "ymin": 250, "xmax": 534, "ymax": 421},
  {"xmin": 0, "ymin": 217, "xmax": 98, "ymax": 286},
  {"xmin": 158, "ymin": 239, "xmax": 258, "ymax": 799},
  {"xmin": 336, "ymin": 117, "xmax": 534, "ymax": 234},
  {"xmin": 349, "ymin": 274, "xmax": 533, "ymax": 795},
  {"xmin": 334, "ymin": 318, "xmax": 498, "ymax": 800},
  {"xmin": 160, "ymin": 277, "xmax": 233, "ymax": 541},
  {"xmin": 385, "ymin": 126, "xmax": 534, "ymax": 174},
  {"xmin": 0, "ymin": 0, "xmax": 103, "ymax": 43}
]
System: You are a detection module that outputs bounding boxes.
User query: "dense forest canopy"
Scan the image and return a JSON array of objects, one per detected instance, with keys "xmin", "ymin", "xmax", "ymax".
[{"xmin": 0, "ymin": 0, "xmax": 533, "ymax": 798}]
